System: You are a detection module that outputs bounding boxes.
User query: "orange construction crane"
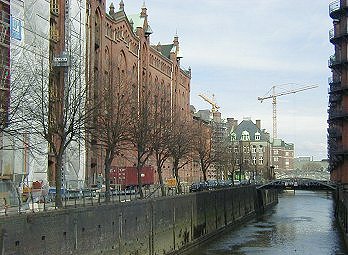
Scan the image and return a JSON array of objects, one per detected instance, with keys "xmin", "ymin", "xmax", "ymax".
[{"xmin": 258, "ymin": 84, "xmax": 318, "ymax": 139}]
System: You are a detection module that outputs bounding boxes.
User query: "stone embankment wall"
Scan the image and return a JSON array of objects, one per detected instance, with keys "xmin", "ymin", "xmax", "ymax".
[
  {"xmin": 336, "ymin": 187, "xmax": 348, "ymax": 248},
  {"xmin": 0, "ymin": 186, "xmax": 277, "ymax": 255}
]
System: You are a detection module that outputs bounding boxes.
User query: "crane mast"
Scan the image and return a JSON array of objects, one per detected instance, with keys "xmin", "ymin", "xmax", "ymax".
[{"xmin": 258, "ymin": 84, "xmax": 318, "ymax": 139}]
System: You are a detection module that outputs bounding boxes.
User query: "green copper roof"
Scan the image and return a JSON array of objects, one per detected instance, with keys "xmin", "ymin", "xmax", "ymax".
[
  {"xmin": 158, "ymin": 44, "xmax": 174, "ymax": 59},
  {"xmin": 127, "ymin": 14, "xmax": 145, "ymax": 32}
]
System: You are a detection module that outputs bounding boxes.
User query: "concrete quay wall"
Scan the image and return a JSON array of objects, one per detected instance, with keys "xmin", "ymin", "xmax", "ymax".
[
  {"xmin": 336, "ymin": 187, "xmax": 348, "ymax": 248},
  {"xmin": 0, "ymin": 186, "xmax": 277, "ymax": 255}
]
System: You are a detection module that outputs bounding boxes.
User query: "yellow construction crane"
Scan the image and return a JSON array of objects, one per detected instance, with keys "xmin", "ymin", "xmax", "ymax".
[
  {"xmin": 258, "ymin": 84, "xmax": 318, "ymax": 139},
  {"xmin": 199, "ymin": 93, "xmax": 220, "ymax": 113}
]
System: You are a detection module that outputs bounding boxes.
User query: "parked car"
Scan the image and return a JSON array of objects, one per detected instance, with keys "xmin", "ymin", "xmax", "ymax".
[
  {"xmin": 189, "ymin": 182, "xmax": 207, "ymax": 192},
  {"xmin": 206, "ymin": 180, "xmax": 219, "ymax": 190},
  {"xmin": 233, "ymin": 180, "xmax": 241, "ymax": 186}
]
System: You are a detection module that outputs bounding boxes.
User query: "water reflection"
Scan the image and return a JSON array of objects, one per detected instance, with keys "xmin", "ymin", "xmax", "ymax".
[{"xmin": 188, "ymin": 191, "xmax": 348, "ymax": 255}]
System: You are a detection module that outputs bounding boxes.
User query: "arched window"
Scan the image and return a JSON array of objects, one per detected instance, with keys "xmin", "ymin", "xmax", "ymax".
[{"xmin": 241, "ymin": 131, "xmax": 250, "ymax": 141}]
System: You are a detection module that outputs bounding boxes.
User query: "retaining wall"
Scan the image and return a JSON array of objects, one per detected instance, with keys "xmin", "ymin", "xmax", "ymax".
[
  {"xmin": 335, "ymin": 186, "xmax": 348, "ymax": 248},
  {"xmin": 0, "ymin": 186, "xmax": 277, "ymax": 255}
]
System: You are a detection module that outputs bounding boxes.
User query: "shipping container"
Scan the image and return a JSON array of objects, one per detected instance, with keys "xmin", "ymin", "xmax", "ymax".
[{"xmin": 109, "ymin": 166, "xmax": 154, "ymax": 189}]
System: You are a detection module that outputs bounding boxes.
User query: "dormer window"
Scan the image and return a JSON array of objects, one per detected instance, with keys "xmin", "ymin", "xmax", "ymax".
[
  {"xmin": 255, "ymin": 132, "xmax": 260, "ymax": 141},
  {"xmin": 241, "ymin": 131, "xmax": 250, "ymax": 141}
]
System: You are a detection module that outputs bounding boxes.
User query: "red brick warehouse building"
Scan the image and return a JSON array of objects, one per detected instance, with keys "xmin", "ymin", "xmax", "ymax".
[
  {"xmin": 85, "ymin": 0, "xmax": 192, "ymax": 185},
  {"xmin": 0, "ymin": 0, "xmax": 10, "ymax": 130},
  {"xmin": 328, "ymin": 0, "xmax": 348, "ymax": 184}
]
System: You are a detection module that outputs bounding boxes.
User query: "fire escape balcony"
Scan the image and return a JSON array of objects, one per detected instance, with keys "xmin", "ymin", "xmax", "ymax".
[
  {"xmin": 328, "ymin": 108, "xmax": 348, "ymax": 120},
  {"xmin": 328, "ymin": 76, "xmax": 343, "ymax": 93},
  {"xmin": 328, "ymin": 126, "xmax": 342, "ymax": 139},
  {"xmin": 329, "ymin": 93, "xmax": 342, "ymax": 103},
  {"xmin": 328, "ymin": 54, "xmax": 348, "ymax": 68},
  {"xmin": 331, "ymin": 145, "xmax": 348, "ymax": 155},
  {"xmin": 329, "ymin": 0, "xmax": 348, "ymax": 19},
  {"xmin": 329, "ymin": 26, "xmax": 348, "ymax": 43}
]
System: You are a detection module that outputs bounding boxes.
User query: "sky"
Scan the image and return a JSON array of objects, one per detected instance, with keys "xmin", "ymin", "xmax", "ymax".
[{"xmin": 106, "ymin": 0, "xmax": 332, "ymax": 160}]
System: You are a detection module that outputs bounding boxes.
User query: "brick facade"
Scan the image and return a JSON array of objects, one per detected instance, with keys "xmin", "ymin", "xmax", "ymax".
[
  {"xmin": 85, "ymin": 1, "xmax": 191, "ymax": 185},
  {"xmin": 328, "ymin": 1, "xmax": 348, "ymax": 184},
  {"xmin": 0, "ymin": 0, "xmax": 10, "ymax": 129}
]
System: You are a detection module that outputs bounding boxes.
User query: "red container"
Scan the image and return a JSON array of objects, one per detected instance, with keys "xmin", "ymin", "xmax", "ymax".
[{"xmin": 110, "ymin": 166, "xmax": 154, "ymax": 188}]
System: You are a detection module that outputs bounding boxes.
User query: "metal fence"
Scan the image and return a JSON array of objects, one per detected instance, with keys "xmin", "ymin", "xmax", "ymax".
[{"xmin": 0, "ymin": 184, "xmax": 191, "ymax": 217}]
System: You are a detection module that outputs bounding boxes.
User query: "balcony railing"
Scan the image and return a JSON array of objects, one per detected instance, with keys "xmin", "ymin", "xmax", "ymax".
[
  {"xmin": 328, "ymin": 54, "xmax": 348, "ymax": 68},
  {"xmin": 330, "ymin": 0, "xmax": 348, "ymax": 18},
  {"xmin": 330, "ymin": 145, "xmax": 348, "ymax": 155},
  {"xmin": 329, "ymin": 0, "xmax": 341, "ymax": 15},
  {"xmin": 328, "ymin": 126, "xmax": 342, "ymax": 138},
  {"xmin": 328, "ymin": 76, "xmax": 341, "ymax": 84},
  {"xmin": 329, "ymin": 26, "xmax": 348, "ymax": 42},
  {"xmin": 328, "ymin": 108, "xmax": 348, "ymax": 120},
  {"xmin": 329, "ymin": 93, "xmax": 342, "ymax": 103}
]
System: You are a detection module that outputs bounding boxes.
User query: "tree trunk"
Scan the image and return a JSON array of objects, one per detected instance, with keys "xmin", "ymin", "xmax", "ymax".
[
  {"xmin": 173, "ymin": 160, "xmax": 182, "ymax": 194},
  {"xmin": 200, "ymin": 158, "xmax": 207, "ymax": 181},
  {"xmin": 104, "ymin": 151, "xmax": 112, "ymax": 203},
  {"xmin": 137, "ymin": 156, "xmax": 144, "ymax": 198},
  {"xmin": 202, "ymin": 169, "xmax": 207, "ymax": 182},
  {"xmin": 156, "ymin": 161, "xmax": 166, "ymax": 196},
  {"xmin": 55, "ymin": 154, "xmax": 63, "ymax": 208}
]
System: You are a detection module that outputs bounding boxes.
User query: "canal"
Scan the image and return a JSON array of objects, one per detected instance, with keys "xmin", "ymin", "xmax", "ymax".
[{"xmin": 188, "ymin": 190, "xmax": 348, "ymax": 255}]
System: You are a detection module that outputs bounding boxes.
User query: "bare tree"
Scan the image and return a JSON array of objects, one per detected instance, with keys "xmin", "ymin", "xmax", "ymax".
[
  {"xmin": 193, "ymin": 119, "xmax": 214, "ymax": 182},
  {"xmin": 168, "ymin": 114, "xmax": 194, "ymax": 193},
  {"xmin": 91, "ymin": 77, "xmax": 131, "ymax": 202},
  {"xmin": 151, "ymin": 90, "xmax": 172, "ymax": 196},
  {"xmin": 129, "ymin": 90, "xmax": 154, "ymax": 198},
  {"xmin": 17, "ymin": 50, "xmax": 91, "ymax": 207}
]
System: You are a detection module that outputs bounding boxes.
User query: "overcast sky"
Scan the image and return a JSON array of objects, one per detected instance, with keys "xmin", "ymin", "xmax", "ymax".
[{"xmin": 106, "ymin": 0, "xmax": 332, "ymax": 160}]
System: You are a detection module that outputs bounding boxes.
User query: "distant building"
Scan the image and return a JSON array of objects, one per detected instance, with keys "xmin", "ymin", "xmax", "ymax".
[
  {"xmin": 194, "ymin": 109, "xmax": 211, "ymax": 123},
  {"xmin": 294, "ymin": 157, "xmax": 328, "ymax": 172},
  {"xmin": 272, "ymin": 138, "xmax": 294, "ymax": 172},
  {"xmin": 229, "ymin": 118, "xmax": 272, "ymax": 181}
]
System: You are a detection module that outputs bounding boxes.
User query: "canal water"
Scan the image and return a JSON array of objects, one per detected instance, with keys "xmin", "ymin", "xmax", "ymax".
[{"xmin": 188, "ymin": 190, "xmax": 348, "ymax": 255}]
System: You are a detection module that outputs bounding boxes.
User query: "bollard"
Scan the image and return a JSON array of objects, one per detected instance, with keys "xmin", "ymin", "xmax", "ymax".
[
  {"xmin": 3, "ymin": 198, "xmax": 7, "ymax": 216},
  {"xmin": 43, "ymin": 196, "xmax": 46, "ymax": 211},
  {"xmin": 98, "ymin": 193, "xmax": 101, "ymax": 205},
  {"xmin": 82, "ymin": 191, "xmax": 85, "ymax": 207},
  {"xmin": 74, "ymin": 196, "xmax": 77, "ymax": 208},
  {"xmin": 90, "ymin": 190, "xmax": 94, "ymax": 206}
]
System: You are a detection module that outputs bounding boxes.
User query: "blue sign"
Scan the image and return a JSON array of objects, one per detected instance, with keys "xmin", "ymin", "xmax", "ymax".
[{"xmin": 10, "ymin": 16, "xmax": 22, "ymax": 41}]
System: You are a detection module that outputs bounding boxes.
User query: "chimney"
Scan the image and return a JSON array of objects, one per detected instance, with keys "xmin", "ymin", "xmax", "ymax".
[
  {"xmin": 213, "ymin": 111, "xmax": 221, "ymax": 123},
  {"xmin": 233, "ymin": 119, "xmax": 238, "ymax": 129},
  {"xmin": 256, "ymin": 120, "xmax": 261, "ymax": 129},
  {"xmin": 226, "ymin": 118, "xmax": 234, "ymax": 131}
]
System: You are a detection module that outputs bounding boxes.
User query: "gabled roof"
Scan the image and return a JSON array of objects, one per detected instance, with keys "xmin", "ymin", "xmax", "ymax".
[
  {"xmin": 127, "ymin": 14, "xmax": 145, "ymax": 31},
  {"xmin": 157, "ymin": 44, "xmax": 175, "ymax": 59},
  {"xmin": 231, "ymin": 119, "xmax": 269, "ymax": 142}
]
